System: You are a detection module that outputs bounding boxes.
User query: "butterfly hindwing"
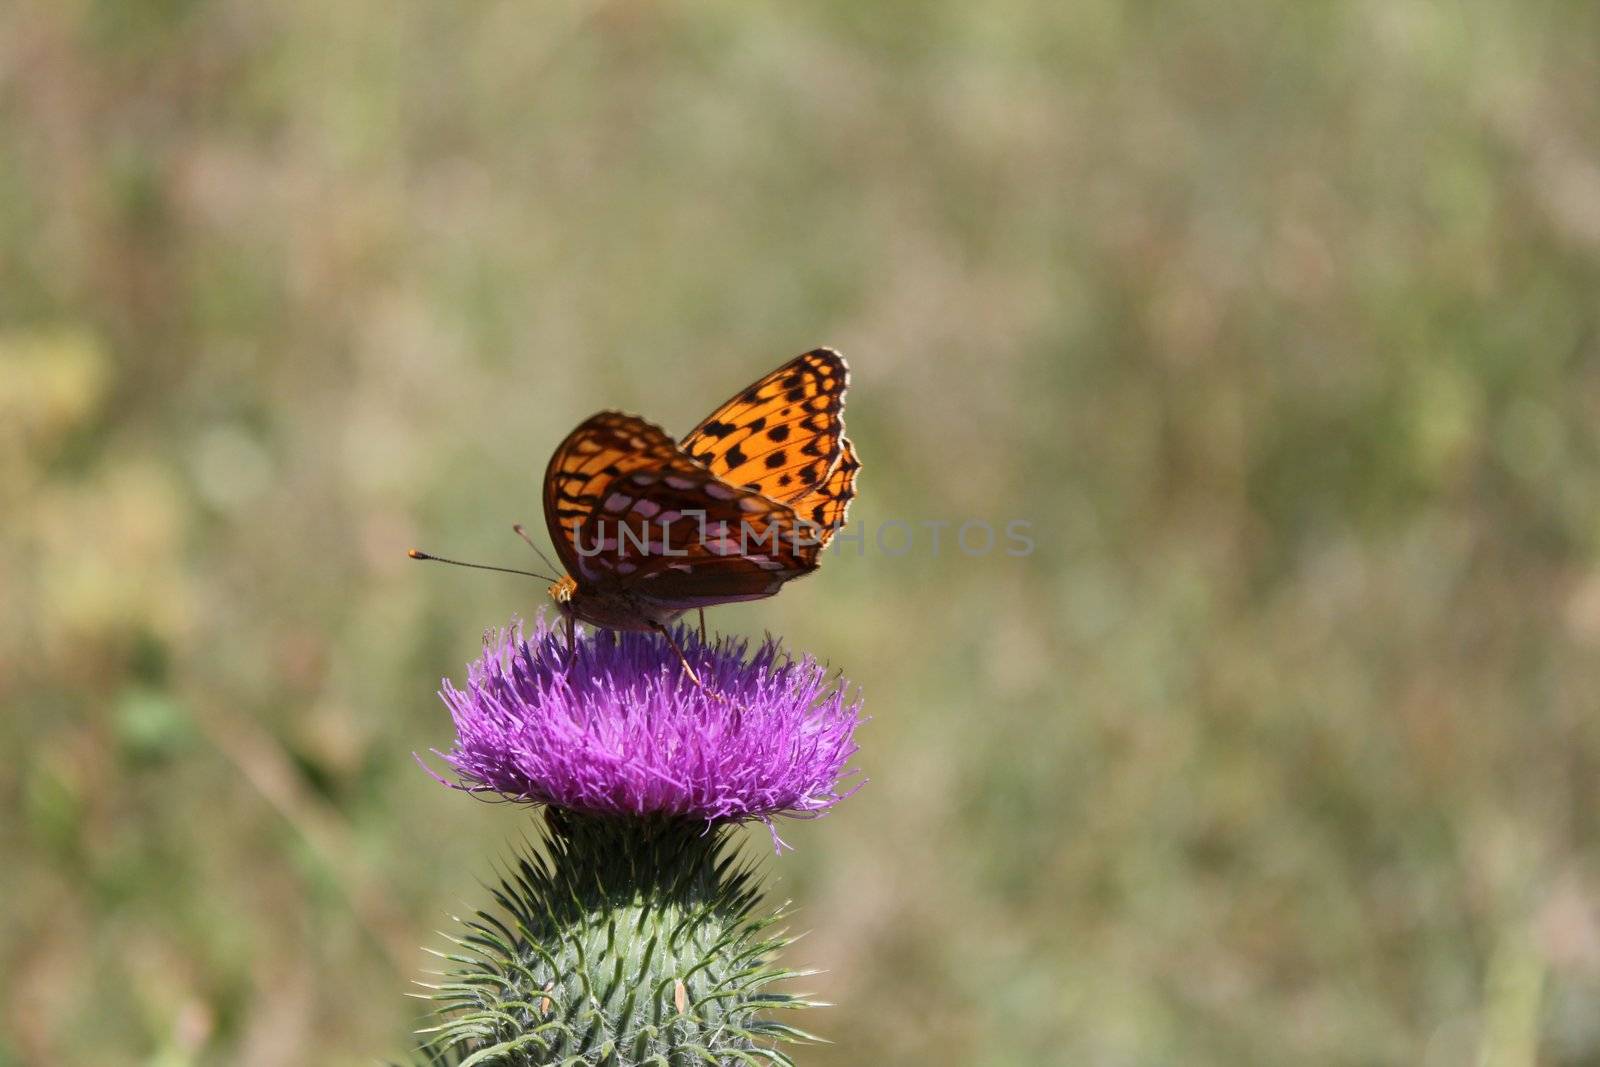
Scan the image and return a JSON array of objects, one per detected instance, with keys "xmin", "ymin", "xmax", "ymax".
[
  {"xmin": 584, "ymin": 448, "xmax": 821, "ymax": 598},
  {"xmin": 543, "ymin": 412, "xmax": 822, "ymax": 600},
  {"xmin": 680, "ymin": 348, "xmax": 849, "ymax": 505}
]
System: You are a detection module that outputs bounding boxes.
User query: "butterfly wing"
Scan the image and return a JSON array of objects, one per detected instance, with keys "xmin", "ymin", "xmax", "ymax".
[
  {"xmin": 543, "ymin": 411, "xmax": 822, "ymax": 606},
  {"xmin": 794, "ymin": 434, "xmax": 860, "ymax": 548},
  {"xmin": 627, "ymin": 487, "xmax": 821, "ymax": 608},
  {"xmin": 543, "ymin": 411, "xmax": 682, "ymax": 579},
  {"xmin": 680, "ymin": 348, "xmax": 850, "ymax": 505}
]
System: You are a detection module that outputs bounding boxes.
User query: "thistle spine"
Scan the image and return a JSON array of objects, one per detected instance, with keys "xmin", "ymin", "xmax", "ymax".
[{"xmin": 409, "ymin": 811, "xmax": 823, "ymax": 1066}]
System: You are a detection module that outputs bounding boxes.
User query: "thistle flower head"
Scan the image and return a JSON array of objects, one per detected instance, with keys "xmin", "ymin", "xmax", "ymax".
[{"xmin": 433, "ymin": 616, "xmax": 863, "ymax": 838}]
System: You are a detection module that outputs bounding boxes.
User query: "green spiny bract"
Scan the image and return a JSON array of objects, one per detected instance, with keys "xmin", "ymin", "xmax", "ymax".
[{"xmin": 408, "ymin": 811, "xmax": 824, "ymax": 1066}]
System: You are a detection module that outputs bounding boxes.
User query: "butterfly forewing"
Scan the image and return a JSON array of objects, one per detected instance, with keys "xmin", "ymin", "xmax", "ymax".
[
  {"xmin": 543, "ymin": 411, "xmax": 685, "ymax": 581},
  {"xmin": 680, "ymin": 348, "xmax": 849, "ymax": 504},
  {"xmin": 795, "ymin": 435, "xmax": 860, "ymax": 547}
]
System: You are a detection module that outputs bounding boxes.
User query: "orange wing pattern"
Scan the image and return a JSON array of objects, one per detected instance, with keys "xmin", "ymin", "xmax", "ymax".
[
  {"xmin": 543, "ymin": 412, "xmax": 822, "ymax": 601},
  {"xmin": 540, "ymin": 352, "xmax": 860, "ymax": 629},
  {"xmin": 793, "ymin": 435, "xmax": 860, "ymax": 547},
  {"xmin": 680, "ymin": 349, "xmax": 849, "ymax": 505},
  {"xmin": 543, "ymin": 411, "xmax": 682, "ymax": 579}
]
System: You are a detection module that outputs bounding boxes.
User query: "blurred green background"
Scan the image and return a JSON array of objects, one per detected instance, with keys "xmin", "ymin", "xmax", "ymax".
[{"xmin": 4, "ymin": 2, "xmax": 1600, "ymax": 1064}]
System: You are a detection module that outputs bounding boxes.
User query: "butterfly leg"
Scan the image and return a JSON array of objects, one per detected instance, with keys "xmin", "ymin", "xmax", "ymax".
[
  {"xmin": 697, "ymin": 608, "xmax": 707, "ymax": 646},
  {"xmin": 565, "ymin": 613, "xmax": 577, "ymax": 668},
  {"xmin": 651, "ymin": 621, "xmax": 710, "ymax": 691}
]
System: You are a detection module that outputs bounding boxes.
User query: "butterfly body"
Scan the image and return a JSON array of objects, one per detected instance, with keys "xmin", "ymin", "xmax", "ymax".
[
  {"xmin": 548, "ymin": 573, "xmax": 689, "ymax": 633},
  {"xmin": 541, "ymin": 350, "xmax": 857, "ymax": 637}
]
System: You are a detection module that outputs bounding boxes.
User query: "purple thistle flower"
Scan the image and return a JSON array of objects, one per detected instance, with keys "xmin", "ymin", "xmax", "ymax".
[{"xmin": 431, "ymin": 616, "xmax": 863, "ymax": 843}]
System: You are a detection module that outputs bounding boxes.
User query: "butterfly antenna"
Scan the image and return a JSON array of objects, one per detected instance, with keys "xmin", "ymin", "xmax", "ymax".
[
  {"xmin": 407, "ymin": 548, "xmax": 557, "ymax": 584},
  {"xmin": 512, "ymin": 523, "xmax": 565, "ymax": 577}
]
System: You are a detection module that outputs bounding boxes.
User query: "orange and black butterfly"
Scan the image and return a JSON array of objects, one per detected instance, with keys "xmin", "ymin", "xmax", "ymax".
[
  {"xmin": 543, "ymin": 348, "xmax": 857, "ymax": 646},
  {"xmin": 413, "ymin": 349, "xmax": 859, "ymax": 682}
]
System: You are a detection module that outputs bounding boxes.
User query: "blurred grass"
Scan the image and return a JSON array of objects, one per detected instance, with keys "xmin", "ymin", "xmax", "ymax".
[{"xmin": 3, "ymin": 1, "xmax": 1600, "ymax": 1064}]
